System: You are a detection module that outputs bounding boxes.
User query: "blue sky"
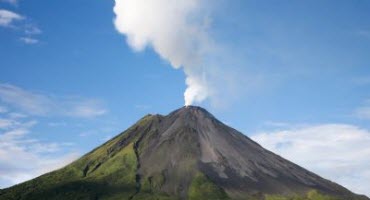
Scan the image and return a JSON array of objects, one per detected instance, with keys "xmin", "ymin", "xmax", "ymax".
[{"xmin": 1, "ymin": 0, "xmax": 370, "ymax": 196}]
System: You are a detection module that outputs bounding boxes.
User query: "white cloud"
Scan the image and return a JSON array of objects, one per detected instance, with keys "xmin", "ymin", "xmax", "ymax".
[
  {"xmin": 0, "ymin": 106, "xmax": 7, "ymax": 113},
  {"xmin": 355, "ymin": 106, "xmax": 370, "ymax": 120},
  {"xmin": 262, "ymin": 121, "xmax": 291, "ymax": 128},
  {"xmin": 0, "ymin": 117, "xmax": 79, "ymax": 188},
  {"xmin": 0, "ymin": 83, "xmax": 107, "ymax": 118},
  {"xmin": 0, "ymin": 84, "xmax": 51, "ymax": 115},
  {"xmin": 24, "ymin": 25, "xmax": 42, "ymax": 35},
  {"xmin": 65, "ymin": 100, "xmax": 107, "ymax": 118},
  {"xmin": 20, "ymin": 37, "xmax": 39, "ymax": 44},
  {"xmin": 113, "ymin": 0, "xmax": 254, "ymax": 108},
  {"xmin": 8, "ymin": 112, "xmax": 27, "ymax": 119},
  {"xmin": 251, "ymin": 124, "xmax": 370, "ymax": 196},
  {"xmin": 47, "ymin": 122, "xmax": 67, "ymax": 127},
  {"xmin": 0, "ymin": 9, "xmax": 23, "ymax": 27},
  {"xmin": 0, "ymin": 8, "xmax": 42, "ymax": 43},
  {"xmin": 0, "ymin": 118, "xmax": 17, "ymax": 129},
  {"xmin": 113, "ymin": 0, "xmax": 220, "ymax": 106}
]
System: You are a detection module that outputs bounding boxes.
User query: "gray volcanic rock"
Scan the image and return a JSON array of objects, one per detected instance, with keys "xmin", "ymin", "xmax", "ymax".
[{"xmin": 135, "ymin": 106, "xmax": 362, "ymax": 199}]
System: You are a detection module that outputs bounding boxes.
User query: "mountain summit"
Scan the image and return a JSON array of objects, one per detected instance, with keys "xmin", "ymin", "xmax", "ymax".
[{"xmin": 1, "ymin": 106, "xmax": 368, "ymax": 200}]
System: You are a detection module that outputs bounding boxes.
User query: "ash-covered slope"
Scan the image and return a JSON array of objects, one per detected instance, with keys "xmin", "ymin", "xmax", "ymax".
[{"xmin": 0, "ymin": 106, "xmax": 368, "ymax": 200}]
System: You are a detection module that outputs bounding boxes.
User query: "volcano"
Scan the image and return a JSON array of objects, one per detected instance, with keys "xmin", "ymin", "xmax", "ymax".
[{"xmin": 0, "ymin": 106, "xmax": 368, "ymax": 200}]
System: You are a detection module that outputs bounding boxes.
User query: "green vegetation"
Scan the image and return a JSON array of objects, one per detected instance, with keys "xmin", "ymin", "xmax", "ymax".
[
  {"xmin": 0, "ymin": 115, "xmax": 174, "ymax": 200},
  {"xmin": 130, "ymin": 192, "xmax": 178, "ymax": 200},
  {"xmin": 188, "ymin": 173, "xmax": 230, "ymax": 200},
  {"xmin": 265, "ymin": 190, "xmax": 340, "ymax": 200},
  {"xmin": 0, "ymin": 142, "xmax": 139, "ymax": 200},
  {"xmin": 141, "ymin": 172, "xmax": 166, "ymax": 193}
]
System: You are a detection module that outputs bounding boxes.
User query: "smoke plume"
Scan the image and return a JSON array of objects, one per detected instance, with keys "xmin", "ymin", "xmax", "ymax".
[{"xmin": 113, "ymin": 0, "xmax": 215, "ymax": 106}]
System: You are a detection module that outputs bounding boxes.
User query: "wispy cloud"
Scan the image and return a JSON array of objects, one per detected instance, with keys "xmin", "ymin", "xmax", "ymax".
[
  {"xmin": 262, "ymin": 121, "xmax": 291, "ymax": 128},
  {"xmin": 0, "ymin": 0, "xmax": 18, "ymax": 5},
  {"xmin": 0, "ymin": 116, "xmax": 78, "ymax": 188},
  {"xmin": 0, "ymin": 106, "xmax": 7, "ymax": 113},
  {"xmin": 355, "ymin": 106, "xmax": 370, "ymax": 120},
  {"xmin": 0, "ymin": 84, "xmax": 55, "ymax": 115},
  {"xmin": 19, "ymin": 37, "xmax": 39, "ymax": 44},
  {"xmin": 24, "ymin": 24, "xmax": 42, "ymax": 35},
  {"xmin": 65, "ymin": 100, "xmax": 108, "ymax": 118},
  {"xmin": 0, "ymin": 9, "xmax": 23, "ymax": 27},
  {"xmin": 354, "ymin": 100, "xmax": 370, "ymax": 120},
  {"xmin": 0, "ymin": 83, "xmax": 103, "ymax": 188},
  {"xmin": 0, "ymin": 83, "xmax": 108, "ymax": 118},
  {"xmin": 47, "ymin": 122, "xmax": 67, "ymax": 127},
  {"xmin": 21, "ymin": 24, "xmax": 42, "ymax": 44},
  {"xmin": 8, "ymin": 112, "xmax": 27, "ymax": 119},
  {"xmin": 252, "ymin": 124, "xmax": 370, "ymax": 196},
  {"xmin": 0, "ymin": 118, "xmax": 17, "ymax": 129},
  {"xmin": 0, "ymin": 7, "xmax": 42, "ymax": 43}
]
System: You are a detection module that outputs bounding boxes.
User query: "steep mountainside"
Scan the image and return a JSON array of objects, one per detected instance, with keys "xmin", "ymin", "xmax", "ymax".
[{"xmin": 0, "ymin": 106, "xmax": 368, "ymax": 200}]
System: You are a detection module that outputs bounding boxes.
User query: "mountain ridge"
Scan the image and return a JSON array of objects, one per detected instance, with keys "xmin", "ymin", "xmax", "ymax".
[{"xmin": 0, "ymin": 106, "xmax": 368, "ymax": 200}]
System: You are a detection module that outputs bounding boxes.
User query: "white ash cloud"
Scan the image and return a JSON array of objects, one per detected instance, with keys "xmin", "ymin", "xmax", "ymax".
[{"xmin": 113, "ymin": 0, "xmax": 222, "ymax": 106}]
